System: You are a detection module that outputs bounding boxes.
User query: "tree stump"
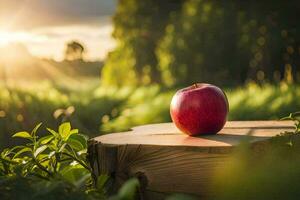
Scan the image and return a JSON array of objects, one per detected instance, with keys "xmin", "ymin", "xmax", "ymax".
[{"xmin": 88, "ymin": 121, "xmax": 294, "ymax": 199}]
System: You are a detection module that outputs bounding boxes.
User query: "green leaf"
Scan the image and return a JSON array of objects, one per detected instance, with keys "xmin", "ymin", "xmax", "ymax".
[
  {"xmin": 281, "ymin": 116, "xmax": 292, "ymax": 121},
  {"xmin": 60, "ymin": 165, "xmax": 89, "ymax": 184},
  {"xmin": 59, "ymin": 122, "xmax": 71, "ymax": 140},
  {"xmin": 1, "ymin": 148, "xmax": 12, "ymax": 159},
  {"xmin": 58, "ymin": 143, "xmax": 67, "ymax": 152},
  {"xmin": 97, "ymin": 174, "xmax": 109, "ymax": 190},
  {"xmin": 66, "ymin": 138, "xmax": 84, "ymax": 151},
  {"xmin": 31, "ymin": 122, "xmax": 42, "ymax": 136},
  {"xmin": 37, "ymin": 154, "xmax": 50, "ymax": 164},
  {"xmin": 46, "ymin": 128, "xmax": 58, "ymax": 137},
  {"xmin": 9, "ymin": 145, "xmax": 26, "ymax": 153},
  {"xmin": 67, "ymin": 134, "xmax": 87, "ymax": 151},
  {"xmin": 13, "ymin": 147, "xmax": 32, "ymax": 159},
  {"xmin": 34, "ymin": 145, "xmax": 48, "ymax": 158},
  {"xmin": 77, "ymin": 149, "xmax": 87, "ymax": 156},
  {"xmin": 74, "ymin": 173, "xmax": 91, "ymax": 188},
  {"xmin": 70, "ymin": 129, "xmax": 79, "ymax": 135},
  {"xmin": 48, "ymin": 151, "xmax": 56, "ymax": 158},
  {"xmin": 118, "ymin": 178, "xmax": 139, "ymax": 200},
  {"xmin": 39, "ymin": 135, "xmax": 54, "ymax": 145},
  {"xmin": 12, "ymin": 132, "xmax": 32, "ymax": 139}
]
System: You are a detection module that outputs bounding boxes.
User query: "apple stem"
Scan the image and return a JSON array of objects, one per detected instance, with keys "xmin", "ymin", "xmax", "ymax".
[{"xmin": 193, "ymin": 83, "xmax": 199, "ymax": 88}]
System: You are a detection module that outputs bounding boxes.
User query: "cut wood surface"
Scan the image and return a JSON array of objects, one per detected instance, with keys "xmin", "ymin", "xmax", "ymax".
[
  {"xmin": 93, "ymin": 121, "xmax": 294, "ymax": 148},
  {"xmin": 88, "ymin": 121, "xmax": 294, "ymax": 199}
]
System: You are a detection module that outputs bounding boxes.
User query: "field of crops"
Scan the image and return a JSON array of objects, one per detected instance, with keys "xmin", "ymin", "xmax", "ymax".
[{"xmin": 0, "ymin": 81, "xmax": 299, "ymax": 149}]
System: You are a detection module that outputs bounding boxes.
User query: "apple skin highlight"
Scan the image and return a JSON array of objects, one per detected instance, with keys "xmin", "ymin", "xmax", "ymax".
[{"xmin": 170, "ymin": 83, "xmax": 229, "ymax": 136}]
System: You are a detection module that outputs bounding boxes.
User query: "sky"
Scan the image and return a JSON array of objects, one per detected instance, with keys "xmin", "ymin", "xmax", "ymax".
[{"xmin": 0, "ymin": 0, "xmax": 116, "ymax": 61}]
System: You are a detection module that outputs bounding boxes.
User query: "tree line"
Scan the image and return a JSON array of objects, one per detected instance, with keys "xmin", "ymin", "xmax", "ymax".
[{"xmin": 102, "ymin": 0, "xmax": 300, "ymax": 87}]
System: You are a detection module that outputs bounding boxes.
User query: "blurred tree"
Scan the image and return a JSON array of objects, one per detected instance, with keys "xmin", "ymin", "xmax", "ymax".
[
  {"xmin": 157, "ymin": 0, "xmax": 300, "ymax": 86},
  {"xmin": 157, "ymin": 1, "xmax": 235, "ymax": 86},
  {"xmin": 103, "ymin": 0, "xmax": 300, "ymax": 87},
  {"xmin": 64, "ymin": 41, "xmax": 86, "ymax": 61},
  {"xmin": 236, "ymin": 1, "xmax": 300, "ymax": 84},
  {"xmin": 102, "ymin": 0, "xmax": 183, "ymax": 86}
]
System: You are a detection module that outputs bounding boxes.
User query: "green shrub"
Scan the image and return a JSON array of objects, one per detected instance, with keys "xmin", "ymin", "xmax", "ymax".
[
  {"xmin": 0, "ymin": 122, "xmax": 146, "ymax": 200},
  {"xmin": 0, "ymin": 122, "xmax": 104, "ymax": 200}
]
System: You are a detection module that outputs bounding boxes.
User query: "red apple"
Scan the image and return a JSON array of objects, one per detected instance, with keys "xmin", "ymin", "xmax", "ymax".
[{"xmin": 170, "ymin": 83, "xmax": 229, "ymax": 136}]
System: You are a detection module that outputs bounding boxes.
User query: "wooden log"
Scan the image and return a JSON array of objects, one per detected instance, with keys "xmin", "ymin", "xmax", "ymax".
[{"xmin": 88, "ymin": 121, "xmax": 294, "ymax": 199}]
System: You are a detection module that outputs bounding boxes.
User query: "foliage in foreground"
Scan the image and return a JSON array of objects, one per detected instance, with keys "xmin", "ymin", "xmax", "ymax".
[
  {"xmin": 213, "ymin": 112, "xmax": 300, "ymax": 200},
  {"xmin": 0, "ymin": 122, "xmax": 141, "ymax": 200}
]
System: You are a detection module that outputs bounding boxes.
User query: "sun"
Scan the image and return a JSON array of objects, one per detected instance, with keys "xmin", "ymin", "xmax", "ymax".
[{"xmin": 0, "ymin": 29, "xmax": 34, "ymax": 66}]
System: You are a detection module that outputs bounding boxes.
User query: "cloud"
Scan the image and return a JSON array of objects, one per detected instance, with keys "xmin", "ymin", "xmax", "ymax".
[{"xmin": 0, "ymin": 0, "xmax": 116, "ymax": 30}]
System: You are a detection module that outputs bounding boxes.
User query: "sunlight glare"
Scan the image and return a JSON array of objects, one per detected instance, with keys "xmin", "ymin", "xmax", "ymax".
[{"xmin": 0, "ymin": 30, "xmax": 37, "ymax": 46}]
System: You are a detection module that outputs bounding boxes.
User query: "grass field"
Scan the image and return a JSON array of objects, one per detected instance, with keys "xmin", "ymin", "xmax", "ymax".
[
  {"xmin": 102, "ymin": 82, "xmax": 300, "ymax": 132},
  {"xmin": 0, "ymin": 81, "xmax": 299, "ymax": 148}
]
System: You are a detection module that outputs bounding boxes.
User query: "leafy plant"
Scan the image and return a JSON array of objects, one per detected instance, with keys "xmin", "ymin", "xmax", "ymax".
[
  {"xmin": 280, "ymin": 111, "xmax": 300, "ymax": 134},
  {"xmin": 0, "ymin": 122, "xmax": 105, "ymax": 200},
  {"xmin": 0, "ymin": 122, "xmax": 90, "ymax": 181},
  {"xmin": 108, "ymin": 178, "xmax": 140, "ymax": 200},
  {"xmin": 0, "ymin": 122, "xmax": 147, "ymax": 200}
]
